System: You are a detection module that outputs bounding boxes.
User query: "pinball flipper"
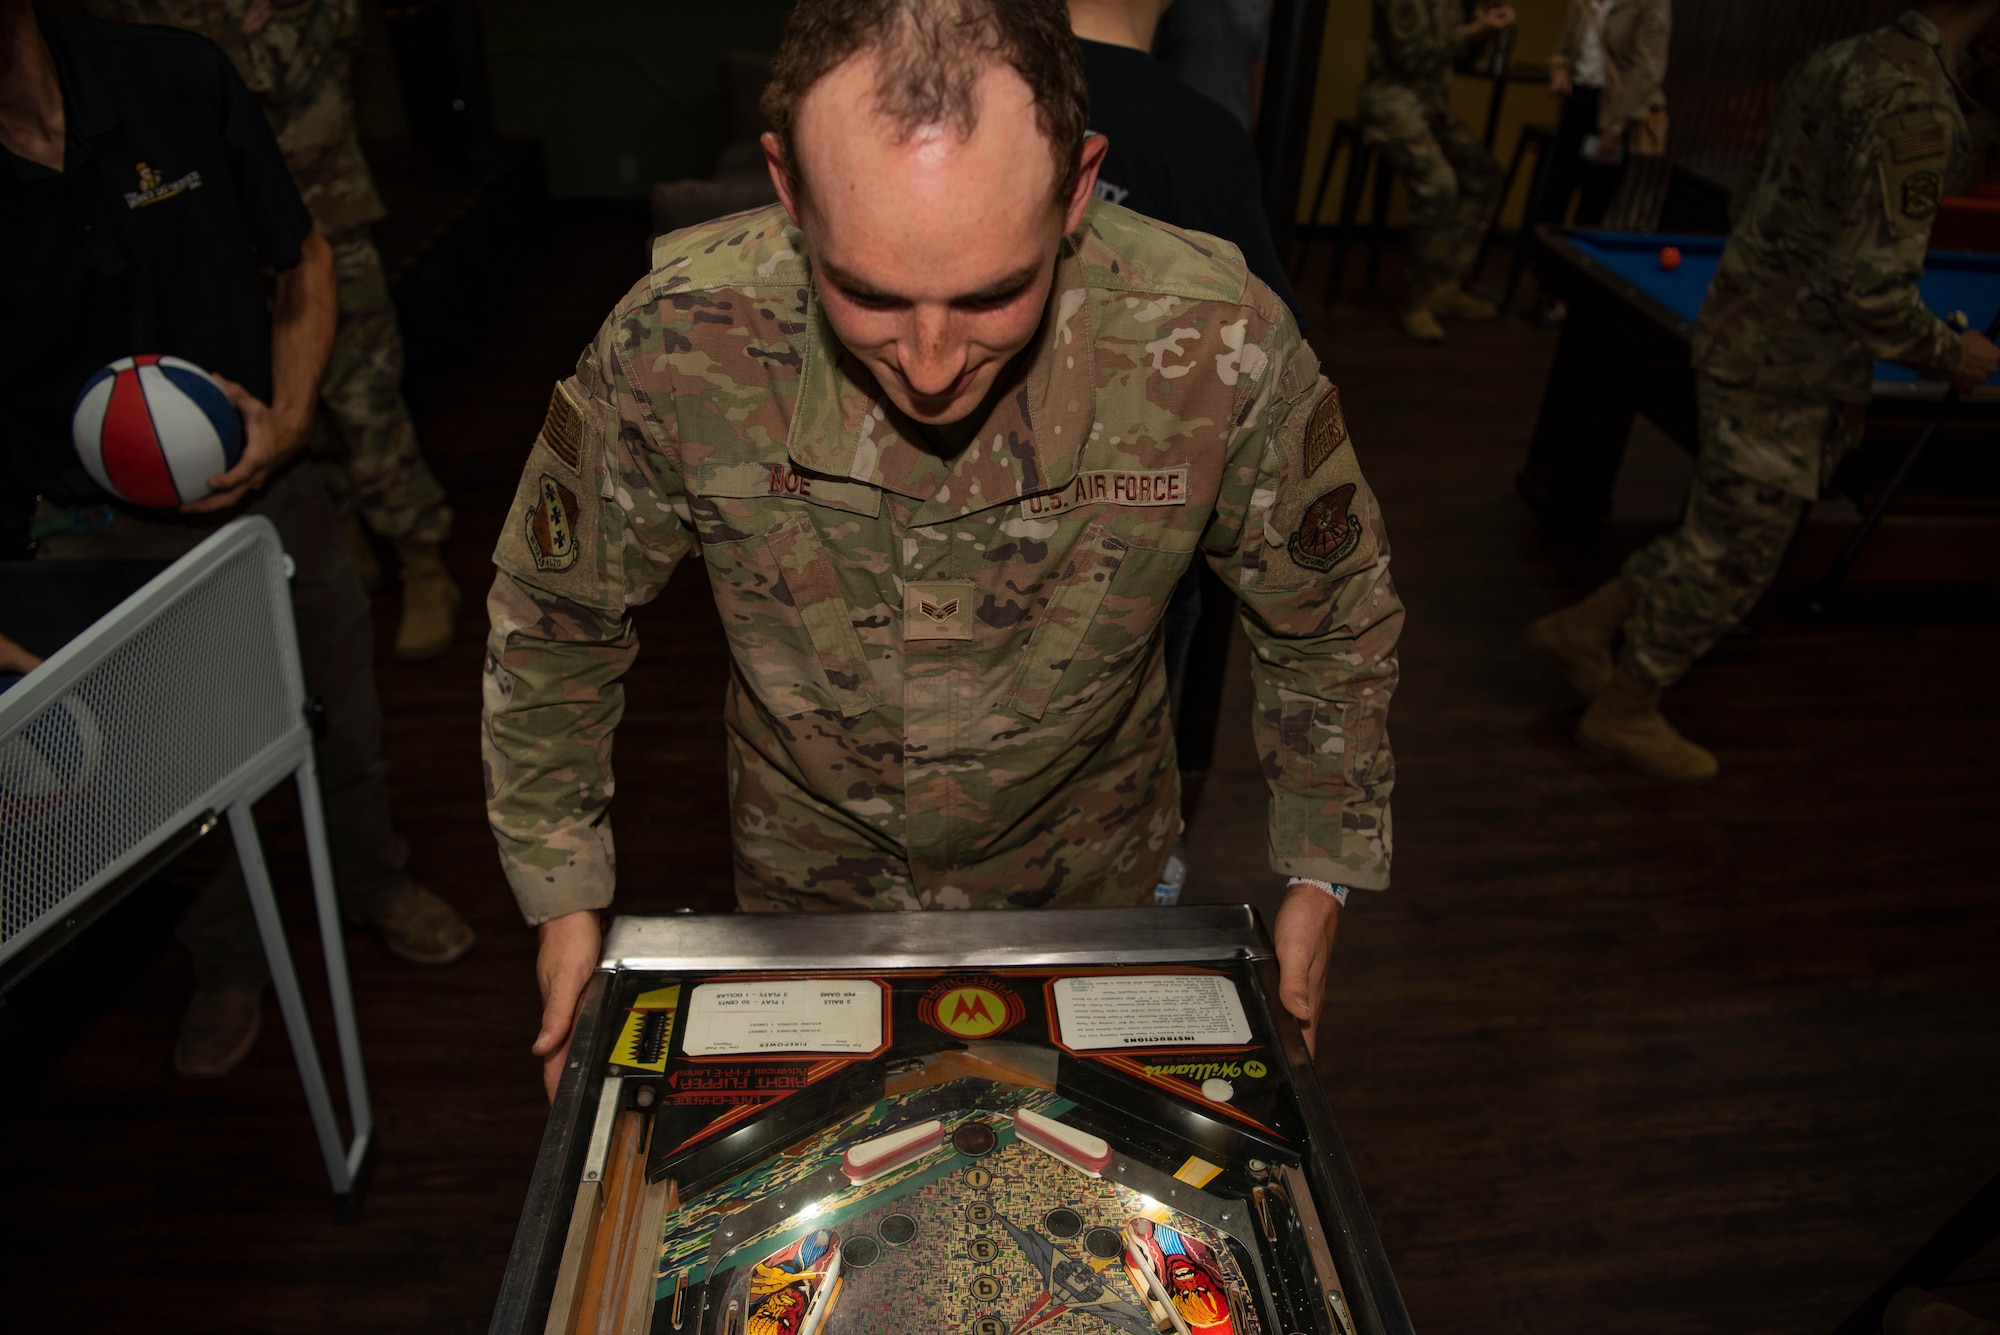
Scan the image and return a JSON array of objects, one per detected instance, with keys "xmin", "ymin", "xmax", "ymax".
[
  {"xmin": 840, "ymin": 1118, "xmax": 945, "ymax": 1183},
  {"xmin": 1013, "ymin": 1108, "xmax": 1113, "ymax": 1176}
]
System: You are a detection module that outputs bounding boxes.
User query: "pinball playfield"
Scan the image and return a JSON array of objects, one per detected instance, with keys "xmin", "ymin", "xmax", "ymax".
[{"xmin": 489, "ymin": 908, "xmax": 1412, "ymax": 1335}]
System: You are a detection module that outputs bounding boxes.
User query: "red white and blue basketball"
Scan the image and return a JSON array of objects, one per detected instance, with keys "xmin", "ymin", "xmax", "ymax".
[{"xmin": 71, "ymin": 355, "xmax": 243, "ymax": 508}]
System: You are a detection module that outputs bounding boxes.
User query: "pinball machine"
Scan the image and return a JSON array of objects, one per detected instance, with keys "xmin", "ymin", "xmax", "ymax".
[{"xmin": 488, "ymin": 907, "xmax": 1414, "ymax": 1335}]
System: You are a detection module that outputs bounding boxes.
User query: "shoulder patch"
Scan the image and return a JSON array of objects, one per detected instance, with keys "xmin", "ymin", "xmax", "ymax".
[
  {"xmin": 525, "ymin": 473, "xmax": 581, "ymax": 573},
  {"xmin": 1303, "ymin": 387, "xmax": 1349, "ymax": 477},
  {"xmin": 1288, "ymin": 483, "xmax": 1362, "ymax": 573},
  {"xmin": 539, "ymin": 383, "xmax": 584, "ymax": 472},
  {"xmin": 1902, "ymin": 169, "xmax": 1942, "ymax": 220},
  {"xmin": 1889, "ymin": 121, "xmax": 1948, "ymax": 163}
]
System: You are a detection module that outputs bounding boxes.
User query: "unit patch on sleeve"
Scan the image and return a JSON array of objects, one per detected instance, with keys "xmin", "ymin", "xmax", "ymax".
[
  {"xmin": 525, "ymin": 473, "xmax": 581, "ymax": 572},
  {"xmin": 1302, "ymin": 386, "xmax": 1349, "ymax": 478},
  {"xmin": 538, "ymin": 383, "xmax": 584, "ymax": 472},
  {"xmin": 1287, "ymin": 482, "xmax": 1361, "ymax": 573},
  {"xmin": 1902, "ymin": 169, "xmax": 1942, "ymax": 221}
]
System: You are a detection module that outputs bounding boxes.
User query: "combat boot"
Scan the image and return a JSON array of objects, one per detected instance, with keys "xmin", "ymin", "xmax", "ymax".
[
  {"xmin": 175, "ymin": 984, "xmax": 263, "ymax": 1078},
  {"xmin": 1576, "ymin": 666, "xmax": 1718, "ymax": 782},
  {"xmin": 355, "ymin": 885, "xmax": 476, "ymax": 965},
  {"xmin": 1885, "ymin": 1289, "xmax": 2000, "ymax": 1335},
  {"xmin": 1528, "ymin": 578, "xmax": 1632, "ymax": 701},
  {"xmin": 340, "ymin": 512, "xmax": 383, "ymax": 596},
  {"xmin": 394, "ymin": 541, "xmax": 461, "ymax": 661},
  {"xmin": 1429, "ymin": 281, "xmax": 1500, "ymax": 321},
  {"xmin": 1399, "ymin": 304, "xmax": 1446, "ymax": 344}
]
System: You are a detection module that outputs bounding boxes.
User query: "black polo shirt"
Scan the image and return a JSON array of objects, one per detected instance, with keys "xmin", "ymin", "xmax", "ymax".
[
  {"xmin": 1079, "ymin": 38, "xmax": 1301, "ymax": 321},
  {"xmin": 1072, "ymin": 37, "xmax": 1304, "ymax": 319},
  {"xmin": 0, "ymin": 14, "xmax": 312, "ymax": 553}
]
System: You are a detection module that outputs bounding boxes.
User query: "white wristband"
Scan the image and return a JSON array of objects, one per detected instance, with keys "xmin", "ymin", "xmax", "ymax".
[{"xmin": 1287, "ymin": 877, "xmax": 1349, "ymax": 906}]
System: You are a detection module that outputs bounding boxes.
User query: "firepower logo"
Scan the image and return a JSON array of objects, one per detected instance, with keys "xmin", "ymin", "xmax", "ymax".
[{"xmin": 917, "ymin": 976, "xmax": 1026, "ymax": 1039}]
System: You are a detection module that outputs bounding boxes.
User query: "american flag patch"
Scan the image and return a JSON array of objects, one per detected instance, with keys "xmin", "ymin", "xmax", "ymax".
[{"xmin": 1890, "ymin": 123, "xmax": 1947, "ymax": 163}]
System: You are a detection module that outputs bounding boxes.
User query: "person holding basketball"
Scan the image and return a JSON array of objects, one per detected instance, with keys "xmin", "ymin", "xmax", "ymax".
[{"xmin": 0, "ymin": 0, "xmax": 475, "ymax": 1076}]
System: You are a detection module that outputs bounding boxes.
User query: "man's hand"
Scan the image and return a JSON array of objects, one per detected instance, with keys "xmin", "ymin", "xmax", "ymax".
[
  {"xmin": 1590, "ymin": 129, "xmax": 1625, "ymax": 165},
  {"xmin": 183, "ymin": 375, "xmax": 305, "ymax": 513},
  {"xmin": 241, "ymin": 0, "xmax": 272, "ymax": 34},
  {"xmin": 1467, "ymin": 4, "xmax": 1516, "ymax": 38},
  {"xmin": 1549, "ymin": 67, "xmax": 1573, "ymax": 98},
  {"xmin": 533, "ymin": 909, "xmax": 602, "ymax": 1102},
  {"xmin": 1952, "ymin": 329, "xmax": 2000, "ymax": 395},
  {"xmin": 184, "ymin": 228, "xmax": 335, "ymax": 514},
  {"xmin": 1272, "ymin": 881, "xmax": 1342, "ymax": 1057},
  {"xmin": 0, "ymin": 631, "xmax": 43, "ymax": 676}
]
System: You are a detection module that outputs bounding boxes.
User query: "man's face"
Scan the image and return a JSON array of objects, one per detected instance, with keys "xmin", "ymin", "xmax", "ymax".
[{"xmin": 768, "ymin": 56, "xmax": 1100, "ymax": 428}]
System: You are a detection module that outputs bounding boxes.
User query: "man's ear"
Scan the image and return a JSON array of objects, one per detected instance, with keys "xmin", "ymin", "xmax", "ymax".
[
  {"xmin": 1064, "ymin": 132, "xmax": 1112, "ymax": 234},
  {"xmin": 763, "ymin": 131, "xmax": 803, "ymax": 227}
]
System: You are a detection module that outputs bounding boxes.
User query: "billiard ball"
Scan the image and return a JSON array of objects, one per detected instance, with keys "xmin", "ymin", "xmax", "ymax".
[{"xmin": 1659, "ymin": 246, "xmax": 1682, "ymax": 271}]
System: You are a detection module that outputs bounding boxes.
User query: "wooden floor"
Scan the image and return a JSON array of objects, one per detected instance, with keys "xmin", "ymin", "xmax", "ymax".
[{"xmin": 5, "ymin": 208, "xmax": 1998, "ymax": 1334}]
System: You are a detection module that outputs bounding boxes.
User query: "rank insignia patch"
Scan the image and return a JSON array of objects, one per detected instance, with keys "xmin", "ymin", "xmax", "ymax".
[
  {"xmin": 1288, "ymin": 482, "xmax": 1360, "ymax": 573},
  {"xmin": 903, "ymin": 580, "xmax": 974, "ymax": 640},
  {"xmin": 1903, "ymin": 170, "xmax": 1942, "ymax": 221},
  {"xmin": 1302, "ymin": 386, "xmax": 1348, "ymax": 478},
  {"xmin": 538, "ymin": 384, "xmax": 583, "ymax": 471},
  {"xmin": 526, "ymin": 473, "xmax": 580, "ymax": 572}
]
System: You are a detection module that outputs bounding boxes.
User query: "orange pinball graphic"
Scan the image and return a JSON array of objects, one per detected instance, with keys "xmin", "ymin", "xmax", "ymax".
[
  {"xmin": 1124, "ymin": 1217, "xmax": 1238, "ymax": 1334},
  {"xmin": 745, "ymin": 1230, "xmax": 843, "ymax": 1335}
]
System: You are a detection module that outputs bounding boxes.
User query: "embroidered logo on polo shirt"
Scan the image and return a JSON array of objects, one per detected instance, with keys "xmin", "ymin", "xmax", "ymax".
[{"xmin": 123, "ymin": 161, "xmax": 204, "ymax": 210}]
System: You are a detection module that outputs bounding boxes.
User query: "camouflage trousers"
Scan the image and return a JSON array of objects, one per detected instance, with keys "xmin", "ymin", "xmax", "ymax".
[
  {"xmin": 1619, "ymin": 377, "xmax": 1859, "ymax": 687},
  {"xmin": 311, "ymin": 225, "xmax": 452, "ymax": 546},
  {"xmin": 35, "ymin": 465, "xmax": 413, "ymax": 985},
  {"xmin": 1357, "ymin": 81, "xmax": 1503, "ymax": 303}
]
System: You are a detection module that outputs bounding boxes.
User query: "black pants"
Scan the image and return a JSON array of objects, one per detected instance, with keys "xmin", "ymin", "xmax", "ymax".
[
  {"xmin": 34, "ymin": 463, "xmax": 411, "ymax": 986},
  {"xmin": 1532, "ymin": 86, "xmax": 1627, "ymax": 231}
]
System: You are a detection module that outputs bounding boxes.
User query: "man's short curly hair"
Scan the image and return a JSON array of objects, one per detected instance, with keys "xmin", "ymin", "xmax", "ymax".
[{"xmin": 761, "ymin": 0, "xmax": 1090, "ymax": 206}]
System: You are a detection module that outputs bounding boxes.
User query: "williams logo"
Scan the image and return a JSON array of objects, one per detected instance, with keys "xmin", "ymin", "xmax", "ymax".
[
  {"xmin": 124, "ymin": 160, "xmax": 204, "ymax": 210},
  {"xmin": 918, "ymin": 976, "xmax": 1025, "ymax": 1040}
]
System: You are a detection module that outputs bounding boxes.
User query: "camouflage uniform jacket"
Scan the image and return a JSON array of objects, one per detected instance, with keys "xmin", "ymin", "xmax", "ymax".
[
  {"xmin": 482, "ymin": 202, "xmax": 1402, "ymax": 925},
  {"xmin": 89, "ymin": 0, "xmax": 384, "ymax": 230},
  {"xmin": 1364, "ymin": 0, "xmax": 1466, "ymax": 96},
  {"xmin": 1693, "ymin": 10, "xmax": 1967, "ymax": 403}
]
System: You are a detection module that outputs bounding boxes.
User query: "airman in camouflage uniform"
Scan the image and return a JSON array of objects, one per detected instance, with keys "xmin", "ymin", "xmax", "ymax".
[
  {"xmin": 1357, "ymin": 0, "xmax": 1512, "ymax": 342},
  {"xmin": 90, "ymin": 0, "xmax": 460, "ymax": 661},
  {"xmin": 483, "ymin": 200, "xmax": 1402, "ymax": 921},
  {"xmin": 1531, "ymin": 7, "xmax": 2000, "ymax": 782}
]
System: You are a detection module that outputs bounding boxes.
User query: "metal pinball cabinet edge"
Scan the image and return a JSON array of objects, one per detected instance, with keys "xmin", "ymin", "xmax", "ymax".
[{"xmin": 489, "ymin": 906, "xmax": 1415, "ymax": 1335}]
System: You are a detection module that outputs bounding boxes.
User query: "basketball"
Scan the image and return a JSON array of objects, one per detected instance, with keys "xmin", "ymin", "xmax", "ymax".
[{"xmin": 71, "ymin": 355, "xmax": 244, "ymax": 508}]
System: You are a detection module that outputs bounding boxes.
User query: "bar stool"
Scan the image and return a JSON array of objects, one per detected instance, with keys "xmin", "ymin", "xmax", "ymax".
[
  {"xmin": 1473, "ymin": 122, "xmax": 1558, "ymax": 309},
  {"xmin": 1292, "ymin": 118, "xmax": 1396, "ymax": 307}
]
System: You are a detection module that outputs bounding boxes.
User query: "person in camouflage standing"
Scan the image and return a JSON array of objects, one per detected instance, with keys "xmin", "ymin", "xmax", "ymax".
[
  {"xmin": 91, "ymin": 0, "xmax": 460, "ymax": 660},
  {"xmin": 1531, "ymin": 2, "xmax": 2000, "ymax": 783},
  {"xmin": 486, "ymin": 0, "xmax": 1404, "ymax": 1099},
  {"xmin": 1357, "ymin": 0, "xmax": 1514, "ymax": 343}
]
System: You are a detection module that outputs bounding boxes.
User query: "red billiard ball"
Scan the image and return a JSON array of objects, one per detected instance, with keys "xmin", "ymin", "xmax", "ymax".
[{"xmin": 1659, "ymin": 246, "xmax": 1683, "ymax": 271}]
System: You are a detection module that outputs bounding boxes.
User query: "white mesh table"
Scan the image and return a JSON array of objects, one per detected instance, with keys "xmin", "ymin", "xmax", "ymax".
[{"xmin": 0, "ymin": 516, "xmax": 374, "ymax": 1203}]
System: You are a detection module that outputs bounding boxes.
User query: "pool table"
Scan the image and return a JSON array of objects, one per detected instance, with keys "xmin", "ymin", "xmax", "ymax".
[{"xmin": 1517, "ymin": 227, "xmax": 2000, "ymax": 524}]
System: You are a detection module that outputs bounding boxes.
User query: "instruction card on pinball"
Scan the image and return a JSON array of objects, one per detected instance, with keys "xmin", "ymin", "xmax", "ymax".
[{"xmin": 489, "ymin": 907, "xmax": 1415, "ymax": 1335}]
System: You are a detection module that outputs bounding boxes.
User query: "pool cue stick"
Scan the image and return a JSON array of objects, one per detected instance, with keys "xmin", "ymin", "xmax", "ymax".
[{"xmin": 1810, "ymin": 306, "xmax": 1997, "ymax": 614}]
